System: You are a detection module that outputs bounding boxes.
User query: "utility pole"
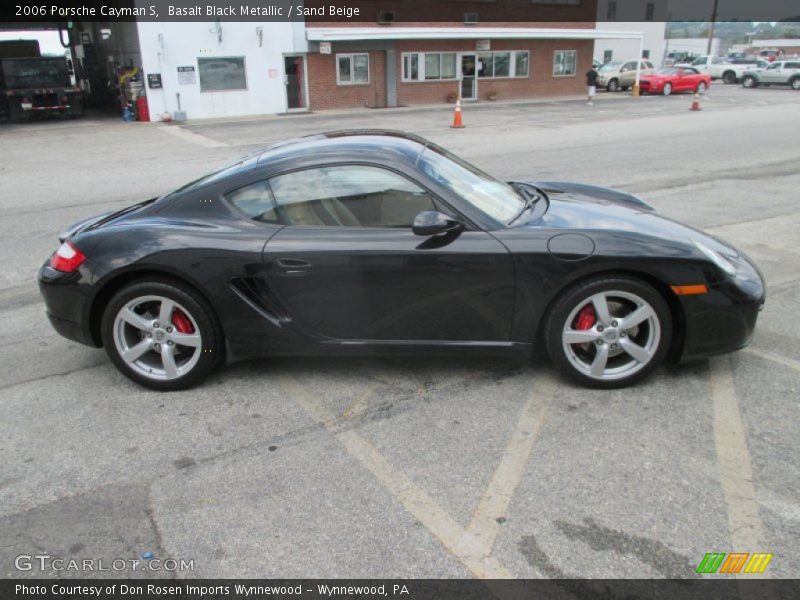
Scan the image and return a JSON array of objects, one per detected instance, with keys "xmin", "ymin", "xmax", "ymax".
[{"xmin": 707, "ymin": 0, "xmax": 720, "ymax": 55}]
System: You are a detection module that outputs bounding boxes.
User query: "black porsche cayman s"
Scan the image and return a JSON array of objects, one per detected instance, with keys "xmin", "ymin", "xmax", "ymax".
[{"xmin": 39, "ymin": 131, "xmax": 765, "ymax": 390}]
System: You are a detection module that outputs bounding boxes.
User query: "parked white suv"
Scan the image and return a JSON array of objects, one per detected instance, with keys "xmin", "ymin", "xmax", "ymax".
[
  {"xmin": 741, "ymin": 61, "xmax": 800, "ymax": 89},
  {"xmin": 596, "ymin": 60, "xmax": 655, "ymax": 92}
]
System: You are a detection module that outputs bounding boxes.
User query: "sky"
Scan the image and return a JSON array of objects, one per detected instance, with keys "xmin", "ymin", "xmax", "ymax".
[{"xmin": 0, "ymin": 30, "xmax": 67, "ymax": 56}]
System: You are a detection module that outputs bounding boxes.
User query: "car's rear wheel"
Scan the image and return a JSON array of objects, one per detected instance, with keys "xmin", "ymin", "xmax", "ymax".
[
  {"xmin": 662, "ymin": 82, "xmax": 673, "ymax": 96},
  {"xmin": 791, "ymin": 77, "xmax": 800, "ymax": 90},
  {"xmin": 742, "ymin": 76, "xmax": 757, "ymax": 88},
  {"xmin": 697, "ymin": 81, "xmax": 707, "ymax": 94},
  {"xmin": 101, "ymin": 279, "xmax": 222, "ymax": 390},
  {"xmin": 606, "ymin": 78, "xmax": 620, "ymax": 92},
  {"xmin": 722, "ymin": 71, "xmax": 737, "ymax": 84},
  {"xmin": 545, "ymin": 276, "xmax": 672, "ymax": 388}
]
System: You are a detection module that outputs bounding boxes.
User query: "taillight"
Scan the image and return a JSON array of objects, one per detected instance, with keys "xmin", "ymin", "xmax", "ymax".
[
  {"xmin": 61, "ymin": 95, "xmax": 69, "ymax": 103},
  {"xmin": 50, "ymin": 241, "xmax": 86, "ymax": 272}
]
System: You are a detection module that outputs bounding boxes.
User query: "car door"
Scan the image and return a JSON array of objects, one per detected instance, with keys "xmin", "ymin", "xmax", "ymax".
[
  {"xmin": 260, "ymin": 164, "xmax": 515, "ymax": 342},
  {"xmin": 678, "ymin": 68, "xmax": 696, "ymax": 91},
  {"xmin": 620, "ymin": 61, "xmax": 637, "ymax": 87},
  {"xmin": 760, "ymin": 62, "xmax": 783, "ymax": 83}
]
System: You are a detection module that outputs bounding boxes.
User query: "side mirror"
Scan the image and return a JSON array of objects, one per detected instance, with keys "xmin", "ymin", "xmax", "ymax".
[{"xmin": 412, "ymin": 210, "xmax": 462, "ymax": 237}]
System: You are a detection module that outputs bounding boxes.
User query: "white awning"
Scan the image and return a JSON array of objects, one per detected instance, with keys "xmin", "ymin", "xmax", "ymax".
[{"xmin": 306, "ymin": 27, "xmax": 643, "ymax": 43}]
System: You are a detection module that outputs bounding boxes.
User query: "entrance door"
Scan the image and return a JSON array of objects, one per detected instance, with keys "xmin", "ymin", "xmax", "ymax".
[
  {"xmin": 284, "ymin": 55, "xmax": 306, "ymax": 110},
  {"xmin": 460, "ymin": 54, "xmax": 476, "ymax": 100}
]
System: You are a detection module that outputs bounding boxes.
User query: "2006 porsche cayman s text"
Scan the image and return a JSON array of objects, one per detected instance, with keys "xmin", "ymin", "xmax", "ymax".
[{"xmin": 39, "ymin": 131, "xmax": 765, "ymax": 390}]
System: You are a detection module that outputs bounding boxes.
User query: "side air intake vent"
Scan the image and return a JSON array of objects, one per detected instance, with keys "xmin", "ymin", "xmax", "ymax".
[{"xmin": 230, "ymin": 277, "xmax": 291, "ymax": 324}]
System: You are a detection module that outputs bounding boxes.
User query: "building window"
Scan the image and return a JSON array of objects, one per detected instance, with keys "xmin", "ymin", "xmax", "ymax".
[
  {"xmin": 642, "ymin": 49, "xmax": 651, "ymax": 59},
  {"xmin": 645, "ymin": 2, "xmax": 655, "ymax": 21},
  {"xmin": 603, "ymin": 49, "xmax": 613, "ymax": 63},
  {"xmin": 400, "ymin": 53, "xmax": 457, "ymax": 81},
  {"xmin": 198, "ymin": 57, "xmax": 247, "ymax": 92},
  {"xmin": 515, "ymin": 52, "xmax": 530, "ymax": 77},
  {"xmin": 337, "ymin": 53, "xmax": 369, "ymax": 85},
  {"xmin": 532, "ymin": 0, "xmax": 581, "ymax": 4},
  {"xmin": 553, "ymin": 50, "xmax": 577, "ymax": 77},
  {"xmin": 607, "ymin": 1, "xmax": 616, "ymax": 20},
  {"xmin": 475, "ymin": 51, "xmax": 530, "ymax": 79}
]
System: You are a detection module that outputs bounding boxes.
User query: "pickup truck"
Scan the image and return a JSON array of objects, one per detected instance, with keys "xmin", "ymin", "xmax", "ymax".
[{"xmin": 676, "ymin": 56, "xmax": 752, "ymax": 84}]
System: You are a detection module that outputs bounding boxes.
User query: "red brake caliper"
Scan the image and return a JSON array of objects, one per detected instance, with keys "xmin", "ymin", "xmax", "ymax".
[
  {"xmin": 171, "ymin": 308, "xmax": 194, "ymax": 334},
  {"xmin": 574, "ymin": 304, "xmax": 596, "ymax": 335}
]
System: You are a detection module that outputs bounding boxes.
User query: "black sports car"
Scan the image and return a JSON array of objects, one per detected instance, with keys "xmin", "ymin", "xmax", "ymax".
[{"xmin": 38, "ymin": 131, "xmax": 765, "ymax": 390}]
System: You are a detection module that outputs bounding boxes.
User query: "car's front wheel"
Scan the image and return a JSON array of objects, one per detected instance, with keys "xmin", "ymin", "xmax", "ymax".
[
  {"xmin": 101, "ymin": 279, "xmax": 222, "ymax": 390},
  {"xmin": 697, "ymin": 81, "xmax": 707, "ymax": 94},
  {"xmin": 606, "ymin": 78, "xmax": 620, "ymax": 92},
  {"xmin": 545, "ymin": 276, "xmax": 672, "ymax": 388},
  {"xmin": 742, "ymin": 75, "xmax": 757, "ymax": 88}
]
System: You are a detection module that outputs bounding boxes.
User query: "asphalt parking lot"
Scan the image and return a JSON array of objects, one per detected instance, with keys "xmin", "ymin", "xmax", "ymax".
[{"xmin": 1, "ymin": 83, "xmax": 798, "ymax": 580}]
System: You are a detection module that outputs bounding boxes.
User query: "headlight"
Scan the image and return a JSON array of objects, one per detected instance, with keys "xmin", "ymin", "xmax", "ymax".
[{"xmin": 695, "ymin": 241, "xmax": 738, "ymax": 277}]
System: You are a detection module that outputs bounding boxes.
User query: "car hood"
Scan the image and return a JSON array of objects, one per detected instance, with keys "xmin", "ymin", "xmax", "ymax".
[{"xmin": 519, "ymin": 180, "xmax": 724, "ymax": 246}]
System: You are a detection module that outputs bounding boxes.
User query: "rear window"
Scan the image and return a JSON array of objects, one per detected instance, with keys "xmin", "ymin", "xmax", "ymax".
[
  {"xmin": 1, "ymin": 58, "xmax": 69, "ymax": 88},
  {"xmin": 784, "ymin": 62, "xmax": 800, "ymax": 69}
]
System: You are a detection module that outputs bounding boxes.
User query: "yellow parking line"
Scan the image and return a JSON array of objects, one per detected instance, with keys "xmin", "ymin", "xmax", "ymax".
[
  {"xmin": 156, "ymin": 124, "xmax": 229, "ymax": 148},
  {"xmin": 278, "ymin": 374, "xmax": 514, "ymax": 579},
  {"xmin": 744, "ymin": 348, "xmax": 800, "ymax": 374},
  {"xmin": 465, "ymin": 374, "xmax": 555, "ymax": 555},
  {"xmin": 708, "ymin": 357, "xmax": 773, "ymax": 585},
  {"xmin": 342, "ymin": 383, "xmax": 379, "ymax": 418}
]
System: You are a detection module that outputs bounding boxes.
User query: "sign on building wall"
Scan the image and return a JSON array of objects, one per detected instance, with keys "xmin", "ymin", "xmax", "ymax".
[
  {"xmin": 319, "ymin": 42, "xmax": 332, "ymax": 55},
  {"xmin": 147, "ymin": 73, "xmax": 162, "ymax": 89},
  {"xmin": 177, "ymin": 66, "xmax": 196, "ymax": 85},
  {"xmin": 476, "ymin": 40, "xmax": 490, "ymax": 51}
]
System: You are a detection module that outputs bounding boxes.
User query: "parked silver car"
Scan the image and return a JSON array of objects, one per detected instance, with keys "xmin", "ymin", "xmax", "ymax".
[
  {"xmin": 596, "ymin": 60, "xmax": 655, "ymax": 92},
  {"xmin": 741, "ymin": 61, "xmax": 800, "ymax": 89}
]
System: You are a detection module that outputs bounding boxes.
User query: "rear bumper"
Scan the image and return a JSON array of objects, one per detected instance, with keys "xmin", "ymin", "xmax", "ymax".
[{"xmin": 38, "ymin": 263, "xmax": 98, "ymax": 347}]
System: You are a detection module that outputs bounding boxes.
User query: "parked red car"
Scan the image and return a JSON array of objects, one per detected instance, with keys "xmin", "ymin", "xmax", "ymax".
[{"xmin": 639, "ymin": 67, "xmax": 712, "ymax": 96}]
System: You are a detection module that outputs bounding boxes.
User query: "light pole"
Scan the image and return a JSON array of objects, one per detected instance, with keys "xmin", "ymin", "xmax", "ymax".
[{"xmin": 707, "ymin": 0, "xmax": 720, "ymax": 55}]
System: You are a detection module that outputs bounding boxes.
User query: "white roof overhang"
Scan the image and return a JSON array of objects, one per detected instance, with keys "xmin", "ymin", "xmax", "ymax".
[{"xmin": 306, "ymin": 27, "xmax": 644, "ymax": 43}]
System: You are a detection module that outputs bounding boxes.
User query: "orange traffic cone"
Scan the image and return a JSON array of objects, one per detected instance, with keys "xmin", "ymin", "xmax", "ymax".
[
  {"xmin": 450, "ymin": 98, "xmax": 465, "ymax": 128},
  {"xmin": 690, "ymin": 92, "xmax": 701, "ymax": 111}
]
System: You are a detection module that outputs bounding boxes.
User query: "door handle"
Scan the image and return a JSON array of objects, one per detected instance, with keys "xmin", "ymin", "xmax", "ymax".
[{"xmin": 275, "ymin": 258, "xmax": 311, "ymax": 268}]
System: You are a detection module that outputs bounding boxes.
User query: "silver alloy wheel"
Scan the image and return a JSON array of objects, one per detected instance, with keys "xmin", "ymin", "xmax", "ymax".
[
  {"xmin": 561, "ymin": 290, "xmax": 661, "ymax": 382},
  {"xmin": 792, "ymin": 78, "xmax": 800, "ymax": 90},
  {"xmin": 662, "ymin": 83, "xmax": 672, "ymax": 96},
  {"xmin": 697, "ymin": 82, "xmax": 706, "ymax": 94},
  {"xmin": 112, "ymin": 295, "xmax": 202, "ymax": 381},
  {"xmin": 743, "ymin": 76, "xmax": 755, "ymax": 88}
]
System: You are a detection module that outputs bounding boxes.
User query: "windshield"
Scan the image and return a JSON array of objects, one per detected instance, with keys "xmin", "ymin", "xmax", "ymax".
[
  {"xmin": 656, "ymin": 68, "xmax": 679, "ymax": 75},
  {"xmin": 599, "ymin": 61, "xmax": 622, "ymax": 71},
  {"xmin": 417, "ymin": 144, "xmax": 524, "ymax": 223}
]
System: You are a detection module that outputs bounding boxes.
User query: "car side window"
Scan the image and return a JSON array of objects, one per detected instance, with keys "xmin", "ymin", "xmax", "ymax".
[
  {"xmin": 766, "ymin": 63, "xmax": 780, "ymax": 70},
  {"xmin": 225, "ymin": 180, "xmax": 279, "ymax": 223},
  {"xmin": 622, "ymin": 62, "xmax": 636, "ymax": 71},
  {"xmin": 268, "ymin": 165, "xmax": 437, "ymax": 228}
]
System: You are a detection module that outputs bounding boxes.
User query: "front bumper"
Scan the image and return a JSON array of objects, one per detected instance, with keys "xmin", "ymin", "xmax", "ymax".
[
  {"xmin": 679, "ymin": 269, "xmax": 765, "ymax": 361},
  {"xmin": 38, "ymin": 263, "xmax": 98, "ymax": 347}
]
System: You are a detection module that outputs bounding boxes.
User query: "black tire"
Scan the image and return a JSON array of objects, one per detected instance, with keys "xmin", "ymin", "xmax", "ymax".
[
  {"xmin": 606, "ymin": 78, "xmax": 619, "ymax": 92},
  {"xmin": 662, "ymin": 82, "xmax": 673, "ymax": 96},
  {"xmin": 722, "ymin": 71, "xmax": 737, "ymax": 84},
  {"xmin": 544, "ymin": 276, "xmax": 672, "ymax": 389},
  {"xmin": 696, "ymin": 81, "xmax": 707, "ymax": 94},
  {"xmin": 101, "ymin": 278, "xmax": 223, "ymax": 391},
  {"xmin": 791, "ymin": 77, "xmax": 800, "ymax": 90},
  {"xmin": 742, "ymin": 76, "xmax": 757, "ymax": 88}
]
